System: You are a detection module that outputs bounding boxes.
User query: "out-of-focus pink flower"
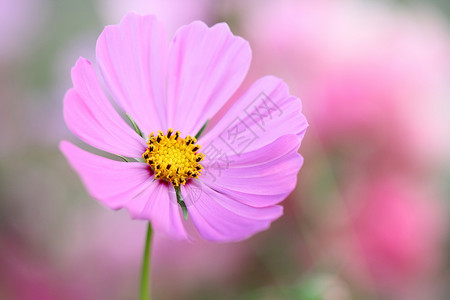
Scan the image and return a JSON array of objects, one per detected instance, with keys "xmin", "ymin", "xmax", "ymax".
[
  {"xmin": 243, "ymin": 0, "xmax": 450, "ymax": 171},
  {"xmin": 61, "ymin": 13, "xmax": 308, "ymax": 242},
  {"xmin": 0, "ymin": 233, "xmax": 85, "ymax": 300},
  {"xmin": 96, "ymin": 0, "xmax": 214, "ymax": 36},
  {"xmin": 326, "ymin": 176, "xmax": 447, "ymax": 299},
  {"xmin": 239, "ymin": 0, "xmax": 450, "ymax": 296}
]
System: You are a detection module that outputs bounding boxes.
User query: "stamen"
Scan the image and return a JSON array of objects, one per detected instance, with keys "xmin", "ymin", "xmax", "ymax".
[{"xmin": 142, "ymin": 128, "xmax": 205, "ymax": 186}]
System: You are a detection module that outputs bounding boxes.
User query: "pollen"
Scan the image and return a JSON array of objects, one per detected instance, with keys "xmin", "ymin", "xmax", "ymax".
[{"xmin": 142, "ymin": 129, "xmax": 205, "ymax": 186}]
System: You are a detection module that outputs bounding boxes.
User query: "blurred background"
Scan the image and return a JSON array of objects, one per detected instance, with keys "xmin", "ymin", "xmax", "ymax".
[{"xmin": 1, "ymin": 0, "xmax": 450, "ymax": 299}]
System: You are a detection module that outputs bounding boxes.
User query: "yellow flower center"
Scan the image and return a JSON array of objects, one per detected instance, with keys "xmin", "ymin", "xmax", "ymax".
[{"xmin": 142, "ymin": 129, "xmax": 204, "ymax": 186}]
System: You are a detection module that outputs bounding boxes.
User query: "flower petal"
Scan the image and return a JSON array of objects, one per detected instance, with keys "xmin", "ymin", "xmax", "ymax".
[
  {"xmin": 166, "ymin": 21, "xmax": 251, "ymax": 135},
  {"xmin": 201, "ymin": 134, "xmax": 303, "ymax": 207},
  {"xmin": 182, "ymin": 180, "xmax": 283, "ymax": 242},
  {"xmin": 127, "ymin": 182, "xmax": 188, "ymax": 240},
  {"xmin": 60, "ymin": 141, "xmax": 153, "ymax": 209},
  {"xmin": 64, "ymin": 58, "xmax": 147, "ymax": 157},
  {"xmin": 200, "ymin": 76, "xmax": 308, "ymax": 155},
  {"xmin": 96, "ymin": 12, "xmax": 168, "ymax": 134}
]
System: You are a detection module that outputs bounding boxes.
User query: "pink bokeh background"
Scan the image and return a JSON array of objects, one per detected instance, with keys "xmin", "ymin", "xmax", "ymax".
[{"xmin": 1, "ymin": 0, "xmax": 450, "ymax": 299}]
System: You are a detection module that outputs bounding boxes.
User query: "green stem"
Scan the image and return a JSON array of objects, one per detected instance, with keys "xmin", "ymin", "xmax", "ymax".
[
  {"xmin": 140, "ymin": 222, "xmax": 153, "ymax": 300},
  {"xmin": 174, "ymin": 185, "xmax": 188, "ymax": 220},
  {"xmin": 195, "ymin": 119, "xmax": 209, "ymax": 139},
  {"xmin": 126, "ymin": 113, "xmax": 144, "ymax": 138}
]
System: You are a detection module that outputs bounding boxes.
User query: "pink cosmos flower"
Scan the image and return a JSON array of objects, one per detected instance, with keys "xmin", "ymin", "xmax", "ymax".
[{"xmin": 60, "ymin": 13, "xmax": 307, "ymax": 242}]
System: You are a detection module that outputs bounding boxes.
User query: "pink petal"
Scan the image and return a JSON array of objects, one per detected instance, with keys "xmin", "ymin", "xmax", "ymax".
[
  {"xmin": 182, "ymin": 180, "xmax": 283, "ymax": 242},
  {"xmin": 96, "ymin": 12, "xmax": 168, "ymax": 134},
  {"xmin": 200, "ymin": 76, "xmax": 308, "ymax": 155},
  {"xmin": 129, "ymin": 181, "xmax": 188, "ymax": 240},
  {"xmin": 60, "ymin": 141, "xmax": 153, "ymax": 210},
  {"xmin": 64, "ymin": 58, "xmax": 147, "ymax": 157},
  {"xmin": 201, "ymin": 135, "xmax": 303, "ymax": 206},
  {"xmin": 166, "ymin": 21, "xmax": 251, "ymax": 135}
]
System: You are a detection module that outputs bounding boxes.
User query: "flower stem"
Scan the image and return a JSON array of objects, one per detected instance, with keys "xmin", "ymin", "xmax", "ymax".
[
  {"xmin": 140, "ymin": 222, "xmax": 153, "ymax": 300},
  {"xmin": 174, "ymin": 185, "xmax": 188, "ymax": 220}
]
